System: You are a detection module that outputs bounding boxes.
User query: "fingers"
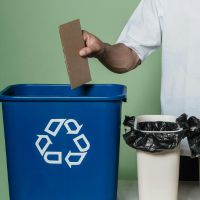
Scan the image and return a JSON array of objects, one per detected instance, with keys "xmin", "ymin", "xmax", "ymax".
[
  {"xmin": 79, "ymin": 30, "xmax": 92, "ymax": 57},
  {"xmin": 82, "ymin": 30, "xmax": 89, "ymax": 41},
  {"xmin": 80, "ymin": 30, "xmax": 92, "ymax": 57},
  {"xmin": 80, "ymin": 30, "xmax": 103, "ymax": 58},
  {"xmin": 79, "ymin": 47, "xmax": 93, "ymax": 57}
]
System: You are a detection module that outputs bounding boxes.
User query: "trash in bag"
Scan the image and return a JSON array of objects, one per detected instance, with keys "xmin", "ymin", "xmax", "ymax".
[
  {"xmin": 123, "ymin": 114, "xmax": 187, "ymax": 153},
  {"xmin": 187, "ymin": 116, "xmax": 200, "ymax": 158}
]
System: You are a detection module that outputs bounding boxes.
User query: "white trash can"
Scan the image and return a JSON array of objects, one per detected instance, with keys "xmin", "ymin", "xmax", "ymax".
[
  {"xmin": 199, "ymin": 159, "xmax": 200, "ymax": 182},
  {"xmin": 135, "ymin": 115, "xmax": 181, "ymax": 200}
]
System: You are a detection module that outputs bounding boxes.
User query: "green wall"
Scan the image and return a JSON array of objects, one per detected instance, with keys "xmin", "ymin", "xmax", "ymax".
[{"xmin": 0, "ymin": 0, "xmax": 161, "ymax": 199}]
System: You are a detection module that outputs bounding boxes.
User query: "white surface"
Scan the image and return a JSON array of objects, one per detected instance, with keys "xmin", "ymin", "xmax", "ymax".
[
  {"xmin": 136, "ymin": 115, "xmax": 177, "ymax": 123},
  {"xmin": 118, "ymin": 181, "xmax": 200, "ymax": 200},
  {"xmin": 137, "ymin": 148, "xmax": 180, "ymax": 200},
  {"xmin": 117, "ymin": 0, "xmax": 200, "ymax": 156}
]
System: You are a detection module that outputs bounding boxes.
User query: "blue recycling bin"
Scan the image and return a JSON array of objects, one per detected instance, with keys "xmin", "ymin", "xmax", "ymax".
[{"xmin": 0, "ymin": 84, "xmax": 126, "ymax": 200}]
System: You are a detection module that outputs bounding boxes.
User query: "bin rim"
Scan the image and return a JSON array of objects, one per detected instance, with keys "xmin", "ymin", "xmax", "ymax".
[
  {"xmin": 0, "ymin": 84, "xmax": 127, "ymax": 102},
  {"xmin": 133, "ymin": 115, "xmax": 183, "ymax": 134}
]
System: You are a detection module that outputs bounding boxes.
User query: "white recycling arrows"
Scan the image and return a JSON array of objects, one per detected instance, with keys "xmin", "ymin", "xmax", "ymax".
[
  {"xmin": 35, "ymin": 135, "xmax": 52, "ymax": 156},
  {"xmin": 65, "ymin": 151, "xmax": 87, "ymax": 168},
  {"xmin": 44, "ymin": 152, "xmax": 62, "ymax": 164},
  {"xmin": 44, "ymin": 119, "xmax": 65, "ymax": 137},
  {"xmin": 35, "ymin": 117, "xmax": 90, "ymax": 168},
  {"xmin": 73, "ymin": 134, "xmax": 90, "ymax": 152},
  {"xmin": 64, "ymin": 119, "xmax": 83, "ymax": 135}
]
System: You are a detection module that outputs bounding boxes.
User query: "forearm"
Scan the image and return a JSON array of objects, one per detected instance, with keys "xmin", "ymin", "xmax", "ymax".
[
  {"xmin": 97, "ymin": 43, "xmax": 141, "ymax": 74},
  {"xmin": 79, "ymin": 31, "xmax": 141, "ymax": 73}
]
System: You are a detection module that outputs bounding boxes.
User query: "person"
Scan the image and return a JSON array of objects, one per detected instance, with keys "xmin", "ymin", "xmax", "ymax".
[{"xmin": 79, "ymin": 0, "xmax": 199, "ymax": 181}]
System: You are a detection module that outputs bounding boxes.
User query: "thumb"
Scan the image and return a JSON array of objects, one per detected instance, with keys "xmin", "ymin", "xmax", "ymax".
[{"xmin": 79, "ymin": 47, "xmax": 93, "ymax": 57}]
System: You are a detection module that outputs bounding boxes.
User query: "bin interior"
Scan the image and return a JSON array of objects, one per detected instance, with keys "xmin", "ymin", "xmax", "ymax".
[{"xmin": 0, "ymin": 84, "xmax": 126, "ymax": 101}]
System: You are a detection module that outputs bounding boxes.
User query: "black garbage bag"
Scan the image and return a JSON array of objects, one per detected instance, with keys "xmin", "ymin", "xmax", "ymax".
[
  {"xmin": 137, "ymin": 121, "xmax": 179, "ymax": 131},
  {"xmin": 187, "ymin": 116, "xmax": 200, "ymax": 158},
  {"xmin": 176, "ymin": 113, "xmax": 190, "ymax": 131},
  {"xmin": 123, "ymin": 114, "xmax": 187, "ymax": 153}
]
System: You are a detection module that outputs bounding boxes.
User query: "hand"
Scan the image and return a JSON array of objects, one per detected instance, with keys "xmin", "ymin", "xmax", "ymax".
[{"xmin": 79, "ymin": 30, "xmax": 105, "ymax": 58}]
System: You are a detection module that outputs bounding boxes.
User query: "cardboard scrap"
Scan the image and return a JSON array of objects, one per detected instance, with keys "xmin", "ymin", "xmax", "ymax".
[{"xmin": 59, "ymin": 19, "xmax": 91, "ymax": 89}]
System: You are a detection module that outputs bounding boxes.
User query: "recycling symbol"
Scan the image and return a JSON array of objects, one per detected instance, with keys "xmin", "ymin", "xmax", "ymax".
[{"xmin": 35, "ymin": 118, "xmax": 90, "ymax": 168}]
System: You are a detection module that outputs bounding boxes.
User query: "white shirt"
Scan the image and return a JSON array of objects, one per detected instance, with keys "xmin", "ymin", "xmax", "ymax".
[{"xmin": 117, "ymin": 0, "xmax": 200, "ymax": 156}]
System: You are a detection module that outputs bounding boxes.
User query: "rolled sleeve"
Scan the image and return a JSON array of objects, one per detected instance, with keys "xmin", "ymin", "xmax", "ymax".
[{"xmin": 117, "ymin": 0, "xmax": 162, "ymax": 61}]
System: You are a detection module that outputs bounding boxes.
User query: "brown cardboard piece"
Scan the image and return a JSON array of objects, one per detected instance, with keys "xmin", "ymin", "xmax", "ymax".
[{"xmin": 59, "ymin": 19, "xmax": 91, "ymax": 89}]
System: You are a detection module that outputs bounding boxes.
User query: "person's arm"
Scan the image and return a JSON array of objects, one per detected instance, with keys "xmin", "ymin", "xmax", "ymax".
[{"xmin": 79, "ymin": 31, "xmax": 140, "ymax": 74}]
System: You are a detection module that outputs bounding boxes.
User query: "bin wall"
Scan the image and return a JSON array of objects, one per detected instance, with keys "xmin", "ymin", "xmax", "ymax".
[{"xmin": 2, "ymin": 101, "xmax": 122, "ymax": 200}]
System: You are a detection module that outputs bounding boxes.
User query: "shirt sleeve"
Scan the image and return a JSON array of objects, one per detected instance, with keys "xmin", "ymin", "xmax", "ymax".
[{"xmin": 117, "ymin": 0, "xmax": 162, "ymax": 61}]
